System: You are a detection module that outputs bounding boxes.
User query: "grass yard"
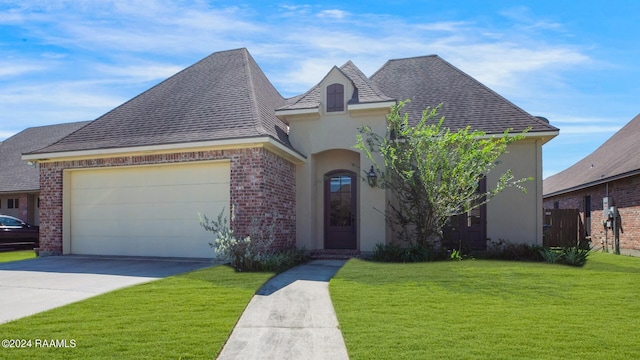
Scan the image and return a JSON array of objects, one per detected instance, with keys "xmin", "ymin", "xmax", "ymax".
[
  {"xmin": 0, "ymin": 249, "xmax": 36, "ymax": 263},
  {"xmin": 330, "ymin": 252, "xmax": 640, "ymax": 360},
  {"xmin": 0, "ymin": 265, "xmax": 272, "ymax": 359}
]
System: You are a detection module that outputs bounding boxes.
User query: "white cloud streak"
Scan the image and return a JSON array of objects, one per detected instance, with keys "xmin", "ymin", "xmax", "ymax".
[{"xmin": 0, "ymin": 0, "xmax": 596, "ymax": 143}]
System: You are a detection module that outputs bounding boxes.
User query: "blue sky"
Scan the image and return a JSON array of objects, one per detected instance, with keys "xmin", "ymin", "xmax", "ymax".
[{"xmin": 1, "ymin": 1, "xmax": 638, "ymax": 178}]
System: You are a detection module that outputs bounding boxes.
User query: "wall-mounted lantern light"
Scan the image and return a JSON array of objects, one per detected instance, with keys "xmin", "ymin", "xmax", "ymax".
[{"xmin": 366, "ymin": 165, "xmax": 377, "ymax": 187}]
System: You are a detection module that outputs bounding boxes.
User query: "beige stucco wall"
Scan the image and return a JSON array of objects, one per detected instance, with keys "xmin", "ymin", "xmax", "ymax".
[
  {"xmin": 287, "ymin": 67, "xmax": 546, "ymax": 250},
  {"xmin": 287, "ymin": 69, "xmax": 388, "ymax": 251},
  {"xmin": 486, "ymin": 138, "xmax": 543, "ymax": 245}
]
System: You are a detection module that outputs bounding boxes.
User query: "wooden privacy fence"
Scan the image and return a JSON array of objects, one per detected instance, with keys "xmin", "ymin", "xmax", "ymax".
[{"xmin": 543, "ymin": 209, "xmax": 580, "ymax": 248}]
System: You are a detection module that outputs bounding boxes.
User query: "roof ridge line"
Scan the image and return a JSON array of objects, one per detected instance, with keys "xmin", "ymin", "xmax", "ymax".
[
  {"xmin": 242, "ymin": 49, "xmax": 266, "ymax": 136},
  {"xmin": 340, "ymin": 60, "xmax": 393, "ymax": 101}
]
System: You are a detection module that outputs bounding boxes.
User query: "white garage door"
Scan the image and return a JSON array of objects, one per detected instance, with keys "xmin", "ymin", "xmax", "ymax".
[{"xmin": 68, "ymin": 161, "xmax": 229, "ymax": 258}]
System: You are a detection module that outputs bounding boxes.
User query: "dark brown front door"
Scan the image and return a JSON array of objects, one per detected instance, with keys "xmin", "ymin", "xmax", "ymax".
[
  {"xmin": 444, "ymin": 177, "xmax": 487, "ymax": 251},
  {"xmin": 325, "ymin": 171, "xmax": 357, "ymax": 249}
]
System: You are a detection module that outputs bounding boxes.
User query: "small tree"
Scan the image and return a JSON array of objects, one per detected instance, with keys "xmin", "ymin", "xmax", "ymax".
[{"xmin": 355, "ymin": 100, "xmax": 532, "ymax": 248}]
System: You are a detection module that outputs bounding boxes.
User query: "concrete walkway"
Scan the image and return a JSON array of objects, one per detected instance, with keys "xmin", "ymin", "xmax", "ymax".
[{"xmin": 217, "ymin": 259, "xmax": 349, "ymax": 360}]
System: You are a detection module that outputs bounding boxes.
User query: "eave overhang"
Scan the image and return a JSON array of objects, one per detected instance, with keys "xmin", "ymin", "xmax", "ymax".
[{"xmin": 22, "ymin": 136, "xmax": 307, "ymax": 165}]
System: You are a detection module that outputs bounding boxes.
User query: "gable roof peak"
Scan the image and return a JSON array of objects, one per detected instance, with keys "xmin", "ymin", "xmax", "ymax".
[{"xmin": 277, "ymin": 59, "xmax": 395, "ymax": 112}]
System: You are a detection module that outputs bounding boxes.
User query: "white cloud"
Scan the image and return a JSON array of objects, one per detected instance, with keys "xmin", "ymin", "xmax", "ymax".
[
  {"xmin": 94, "ymin": 64, "xmax": 185, "ymax": 83},
  {"xmin": 318, "ymin": 9, "xmax": 349, "ymax": 19},
  {"xmin": 0, "ymin": 130, "xmax": 18, "ymax": 141},
  {"xmin": 416, "ymin": 21, "xmax": 469, "ymax": 32},
  {"xmin": 0, "ymin": 82, "xmax": 125, "ymax": 109},
  {"xmin": 557, "ymin": 125, "xmax": 621, "ymax": 135},
  {"xmin": 0, "ymin": 0, "xmax": 599, "ymax": 149},
  {"xmin": 0, "ymin": 63, "xmax": 46, "ymax": 77}
]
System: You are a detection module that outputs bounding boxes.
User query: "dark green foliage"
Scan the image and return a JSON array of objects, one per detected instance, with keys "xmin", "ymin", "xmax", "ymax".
[
  {"xmin": 199, "ymin": 207, "xmax": 307, "ymax": 272},
  {"xmin": 481, "ymin": 239, "xmax": 544, "ymax": 262},
  {"xmin": 561, "ymin": 246, "xmax": 590, "ymax": 267},
  {"xmin": 253, "ymin": 248, "xmax": 309, "ymax": 273},
  {"xmin": 539, "ymin": 246, "xmax": 591, "ymax": 266},
  {"xmin": 372, "ymin": 243, "xmax": 447, "ymax": 263},
  {"xmin": 538, "ymin": 247, "xmax": 564, "ymax": 264},
  {"xmin": 373, "ymin": 238, "xmax": 591, "ymax": 267}
]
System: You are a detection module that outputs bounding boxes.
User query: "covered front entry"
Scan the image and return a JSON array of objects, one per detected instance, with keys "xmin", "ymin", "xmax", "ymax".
[
  {"xmin": 324, "ymin": 170, "xmax": 357, "ymax": 249},
  {"xmin": 65, "ymin": 161, "xmax": 230, "ymax": 258}
]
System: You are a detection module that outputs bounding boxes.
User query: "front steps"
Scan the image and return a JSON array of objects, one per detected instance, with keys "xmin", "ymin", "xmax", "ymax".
[{"xmin": 308, "ymin": 249, "xmax": 361, "ymax": 260}]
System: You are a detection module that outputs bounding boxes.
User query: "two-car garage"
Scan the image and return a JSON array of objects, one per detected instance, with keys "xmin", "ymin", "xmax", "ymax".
[{"xmin": 64, "ymin": 161, "xmax": 230, "ymax": 258}]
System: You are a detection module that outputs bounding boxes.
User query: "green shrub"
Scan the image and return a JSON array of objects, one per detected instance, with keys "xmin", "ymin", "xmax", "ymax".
[
  {"xmin": 482, "ymin": 239, "xmax": 543, "ymax": 262},
  {"xmin": 199, "ymin": 207, "xmax": 306, "ymax": 272},
  {"xmin": 256, "ymin": 248, "xmax": 309, "ymax": 273},
  {"xmin": 537, "ymin": 246, "xmax": 590, "ymax": 266},
  {"xmin": 372, "ymin": 243, "xmax": 447, "ymax": 263},
  {"xmin": 562, "ymin": 246, "xmax": 590, "ymax": 267},
  {"xmin": 539, "ymin": 247, "xmax": 564, "ymax": 264}
]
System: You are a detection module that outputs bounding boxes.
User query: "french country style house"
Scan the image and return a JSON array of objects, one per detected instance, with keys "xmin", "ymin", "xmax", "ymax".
[{"xmin": 22, "ymin": 48, "xmax": 558, "ymax": 257}]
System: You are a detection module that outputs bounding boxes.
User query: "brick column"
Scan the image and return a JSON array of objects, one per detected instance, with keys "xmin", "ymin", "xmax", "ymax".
[
  {"xmin": 38, "ymin": 165, "xmax": 64, "ymax": 255},
  {"xmin": 230, "ymin": 148, "xmax": 296, "ymax": 249}
]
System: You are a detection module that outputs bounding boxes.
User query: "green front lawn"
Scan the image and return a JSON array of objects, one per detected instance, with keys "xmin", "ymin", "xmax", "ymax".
[
  {"xmin": 0, "ymin": 265, "xmax": 272, "ymax": 359},
  {"xmin": 330, "ymin": 252, "xmax": 640, "ymax": 359},
  {"xmin": 0, "ymin": 249, "xmax": 36, "ymax": 263}
]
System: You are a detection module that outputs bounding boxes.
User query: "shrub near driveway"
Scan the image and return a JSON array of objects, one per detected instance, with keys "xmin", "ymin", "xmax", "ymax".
[
  {"xmin": 0, "ymin": 265, "xmax": 272, "ymax": 360},
  {"xmin": 330, "ymin": 253, "xmax": 640, "ymax": 360}
]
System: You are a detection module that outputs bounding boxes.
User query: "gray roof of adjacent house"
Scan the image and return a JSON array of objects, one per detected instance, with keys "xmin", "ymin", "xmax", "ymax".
[
  {"xmin": 0, "ymin": 121, "xmax": 91, "ymax": 193},
  {"xmin": 544, "ymin": 113, "xmax": 640, "ymax": 197},
  {"xmin": 28, "ymin": 48, "xmax": 291, "ymax": 155},
  {"xmin": 26, "ymin": 49, "xmax": 556, "ymax": 158},
  {"xmin": 370, "ymin": 55, "xmax": 558, "ymax": 135}
]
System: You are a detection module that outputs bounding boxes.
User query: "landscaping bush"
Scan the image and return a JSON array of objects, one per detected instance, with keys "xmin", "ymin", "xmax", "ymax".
[
  {"xmin": 538, "ymin": 247, "xmax": 564, "ymax": 264},
  {"xmin": 481, "ymin": 239, "xmax": 543, "ymax": 262},
  {"xmin": 560, "ymin": 246, "xmax": 590, "ymax": 267},
  {"xmin": 255, "ymin": 247, "xmax": 308, "ymax": 273},
  {"xmin": 199, "ymin": 207, "xmax": 307, "ymax": 272},
  {"xmin": 372, "ymin": 243, "xmax": 447, "ymax": 262}
]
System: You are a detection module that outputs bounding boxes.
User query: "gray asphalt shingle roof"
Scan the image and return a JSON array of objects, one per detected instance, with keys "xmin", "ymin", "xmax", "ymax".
[
  {"xmin": 544, "ymin": 113, "xmax": 640, "ymax": 196},
  {"xmin": 0, "ymin": 121, "xmax": 91, "ymax": 192},
  {"xmin": 27, "ymin": 49, "xmax": 555, "ymax": 158},
  {"xmin": 370, "ymin": 55, "xmax": 558, "ymax": 134},
  {"xmin": 29, "ymin": 48, "xmax": 290, "ymax": 155}
]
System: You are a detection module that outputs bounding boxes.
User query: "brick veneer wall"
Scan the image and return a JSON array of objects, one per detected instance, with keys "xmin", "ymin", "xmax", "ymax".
[
  {"xmin": 229, "ymin": 148, "xmax": 296, "ymax": 249},
  {"xmin": 543, "ymin": 174, "xmax": 640, "ymax": 253},
  {"xmin": 38, "ymin": 147, "xmax": 296, "ymax": 256}
]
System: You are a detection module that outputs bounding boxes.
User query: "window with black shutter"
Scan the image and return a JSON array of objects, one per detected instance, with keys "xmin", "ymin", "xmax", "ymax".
[{"xmin": 326, "ymin": 83, "xmax": 344, "ymax": 112}]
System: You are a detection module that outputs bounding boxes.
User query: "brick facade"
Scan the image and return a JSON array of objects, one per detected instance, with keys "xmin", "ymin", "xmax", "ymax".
[
  {"xmin": 543, "ymin": 174, "xmax": 640, "ymax": 254},
  {"xmin": 38, "ymin": 147, "xmax": 296, "ymax": 256},
  {"xmin": 229, "ymin": 148, "xmax": 296, "ymax": 249}
]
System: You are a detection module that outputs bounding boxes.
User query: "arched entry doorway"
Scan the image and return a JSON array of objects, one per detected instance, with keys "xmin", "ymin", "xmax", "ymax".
[{"xmin": 324, "ymin": 170, "xmax": 357, "ymax": 249}]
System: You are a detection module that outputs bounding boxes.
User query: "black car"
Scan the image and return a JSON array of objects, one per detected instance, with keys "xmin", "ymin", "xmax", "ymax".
[{"xmin": 0, "ymin": 215, "xmax": 39, "ymax": 248}]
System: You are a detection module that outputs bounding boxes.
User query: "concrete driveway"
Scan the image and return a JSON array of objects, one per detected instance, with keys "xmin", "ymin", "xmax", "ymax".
[{"xmin": 0, "ymin": 255, "xmax": 212, "ymax": 324}]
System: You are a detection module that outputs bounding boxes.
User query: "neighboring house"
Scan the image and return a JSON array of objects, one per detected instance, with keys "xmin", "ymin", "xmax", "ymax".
[
  {"xmin": 23, "ymin": 48, "xmax": 558, "ymax": 258},
  {"xmin": 544, "ymin": 114, "xmax": 640, "ymax": 255},
  {"xmin": 0, "ymin": 121, "xmax": 91, "ymax": 226}
]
